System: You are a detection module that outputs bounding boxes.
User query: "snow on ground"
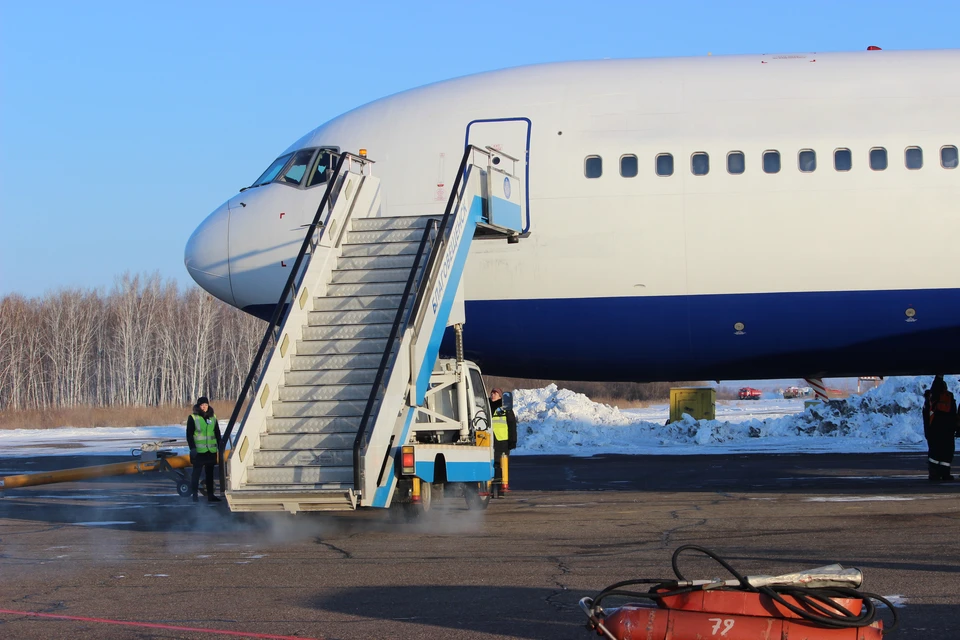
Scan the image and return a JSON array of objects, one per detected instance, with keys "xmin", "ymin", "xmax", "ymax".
[
  {"xmin": 0, "ymin": 376, "xmax": 954, "ymax": 458},
  {"xmin": 512, "ymin": 376, "xmax": 957, "ymax": 456},
  {"xmin": 0, "ymin": 426, "xmax": 186, "ymax": 458}
]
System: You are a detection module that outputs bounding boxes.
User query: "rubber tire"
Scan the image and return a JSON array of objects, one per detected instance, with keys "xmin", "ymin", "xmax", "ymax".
[
  {"xmin": 176, "ymin": 481, "xmax": 191, "ymax": 497},
  {"xmin": 464, "ymin": 482, "xmax": 491, "ymax": 511},
  {"xmin": 401, "ymin": 481, "xmax": 433, "ymax": 520}
]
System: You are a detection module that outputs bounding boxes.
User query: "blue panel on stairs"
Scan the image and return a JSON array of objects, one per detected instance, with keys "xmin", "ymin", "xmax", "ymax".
[{"xmin": 413, "ymin": 195, "xmax": 483, "ymax": 404}]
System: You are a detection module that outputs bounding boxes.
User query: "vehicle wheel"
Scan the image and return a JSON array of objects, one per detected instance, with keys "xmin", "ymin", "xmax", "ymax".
[
  {"xmin": 176, "ymin": 481, "xmax": 191, "ymax": 497},
  {"xmin": 402, "ymin": 481, "xmax": 433, "ymax": 520},
  {"xmin": 464, "ymin": 482, "xmax": 491, "ymax": 510}
]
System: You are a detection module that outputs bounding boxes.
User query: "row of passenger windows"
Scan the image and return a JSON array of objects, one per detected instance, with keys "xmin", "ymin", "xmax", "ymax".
[{"xmin": 585, "ymin": 146, "xmax": 960, "ymax": 178}]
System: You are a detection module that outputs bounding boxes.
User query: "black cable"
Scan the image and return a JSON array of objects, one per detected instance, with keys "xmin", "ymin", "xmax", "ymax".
[{"xmin": 587, "ymin": 545, "xmax": 899, "ymax": 634}]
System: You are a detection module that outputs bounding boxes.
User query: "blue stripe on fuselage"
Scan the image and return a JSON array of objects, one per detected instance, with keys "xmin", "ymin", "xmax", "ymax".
[
  {"xmin": 246, "ymin": 288, "xmax": 960, "ymax": 381},
  {"xmin": 441, "ymin": 288, "xmax": 960, "ymax": 381}
]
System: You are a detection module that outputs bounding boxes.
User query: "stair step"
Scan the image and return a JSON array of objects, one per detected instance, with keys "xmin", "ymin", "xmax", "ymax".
[
  {"xmin": 271, "ymin": 399, "xmax": 376, "ymax": 418},
  {"xmin": 289, "ymin": 352, "xmax": 390, "ymax": 371},
  {"xmin": 247, "ymin": 466, "xmax": 354, "ymax": 484},
  {"xmin": 260, "ymin": 432, "xmax": 355, "ymax": 450},
  {"xmin": 351, "ymin": 216, "xmax": 437, "ymax": 231},
  {"xmin": 300, "ymin": 323, "xmax": 393, "ymax": 341},
  {"xmin": 331, "ymin": 267, "xmax": 419, "ymax": 284},
  {"xmin": 279, "ymin": 382, "xmax": 374, "ymax": 402},
  {"xmin": 233, "ymin": 482, "xmax": 353, "ymax": 491},
  {"xmin": 343, "ymin": 228, "xmax": 427, "ymax": 244},
  {"xmin": 325, "ymin": 281, "xmax": 409, "ymax": 297},
  {"xmin": 227, "ymin": 487, "xmax": 356, "ymax": 512},
  {"xmin": 340, "ymin": 241, "xmax": 421, "ymax": 257},
  {"xmin": 255, "ymin": 448, "xmax": 353, "ymax": 467},
  {"xmin": 266, "ymin": 416, "xmax": 362, "ymax": 433},
  {"xmin": 336, "ymin": 254, "xmax": 420, "ymax": 270},
  {"xmin": 308, "ymin": 308, "xmax": 398, "ymax": 326},
  {"xmin": 312, "ymin": 294, "xmax": 409, "ymax": 311},
  {"xmin": 296, "ymin": 337, "xmax": 389, "ymax": 356},
  {"xmin": 283, "ymin": 368, "xmax": 377, "ymax": 386}
]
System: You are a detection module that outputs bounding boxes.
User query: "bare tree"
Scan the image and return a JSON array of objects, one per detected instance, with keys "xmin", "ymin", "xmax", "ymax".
[{"xmin": 0, "ymin": 273, "xmax": 266, "ymax": 412}]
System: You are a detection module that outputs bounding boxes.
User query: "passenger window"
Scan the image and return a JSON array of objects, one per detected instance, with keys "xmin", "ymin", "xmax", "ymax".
[
  {"xmin": 620, "ymin": 155, "xmax": 638, "ymax": 178},
  {"xmin": 307, "ymin": 150, "xmax": 335, "ymax": 187},
  {"xmin": 691, "ymin": 152, "xmax": 709, "ymax": 176},
  {"xmin": 279, "ymin": 149, "xmax": 316, "ymax": 185},
  {"xmin": 798, "ymin": 150, "xmax": 816, "ymax": 173},
  {"xmin": 870, "ymin": 147, "xmax": 887, "ymax": 171},
  {"xmin": 763, "ymin": 151, "xmax": 780, "ymax": 174},
  {"xmin": 943, "ymin": 146, "xmax": 959, "ymax": 169},
  {"xmin": 905, "ymin": 147, "xmax": 923, "ymax": 170},
  {"xmin": 585, "ymin": 155, "xmax": 602, "ymax": 178},
  {"xmin": 834, "ymin": 148, "xmax": 852, "ymax": 172},
  {"xmin": 656, "ymin": 153, "xmax": 674, "ymax": 176},
  {"xmin": 727, "ymin": 152, "xmax": 745, "ymax": 175}
]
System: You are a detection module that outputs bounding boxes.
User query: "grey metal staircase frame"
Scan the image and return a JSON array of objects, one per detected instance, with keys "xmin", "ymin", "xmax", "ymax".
[
  {"xmin": 218, "ymin": 151, "xmax": 368, "ymax": 494},
  {"xmin": 351, "ymin": 146, "xmax": 474, "ymax": 494}
]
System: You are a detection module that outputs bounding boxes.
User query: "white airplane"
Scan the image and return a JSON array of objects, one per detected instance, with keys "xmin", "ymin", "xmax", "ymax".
[{"xmin": 185, "ymin": 48, "xmax": 960, "ymax": 382}]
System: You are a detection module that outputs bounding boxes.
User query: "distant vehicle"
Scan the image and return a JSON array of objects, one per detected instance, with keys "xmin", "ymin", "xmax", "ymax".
[
  {"xmin": 782, "ymin": 386, "xmax": 813, "ymax": 399},
  {"xmin": 738, "ymin": 387, "xmax": 762, "ymax": 400}
]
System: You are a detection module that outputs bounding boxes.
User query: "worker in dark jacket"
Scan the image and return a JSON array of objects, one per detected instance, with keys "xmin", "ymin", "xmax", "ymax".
[
  {"xmin": 490, "ymin": 388, "xmax": 518, "ymax": 498},
  {"xmin": 923, "ymin": 376, "xmax": 958, "ymax": 482},
  {"xmin": 187, "ymin": 396, "xmax": 223, "ymax": 502}
]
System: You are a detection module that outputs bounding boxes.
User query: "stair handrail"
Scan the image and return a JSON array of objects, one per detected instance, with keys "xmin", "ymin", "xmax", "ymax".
[
  {"xmin": 352, "ymin": 144, "xmax": 486, "ymax": 495},
  {"xmin": 219, "ymin": 151, "xmax": 370, "ymax": 481},
  {"xmin": 352, "ymin": 217, "xmax": 440, "ymax": 492},
  {"xmin": 410, "ymin": 145, "xmax": 488, "ymax": 334}
]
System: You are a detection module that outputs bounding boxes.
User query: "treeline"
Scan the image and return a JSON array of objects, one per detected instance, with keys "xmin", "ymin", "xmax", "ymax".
[{"xmin": 0, "ymin": 273, "xmax": 264, "ymax": 411}]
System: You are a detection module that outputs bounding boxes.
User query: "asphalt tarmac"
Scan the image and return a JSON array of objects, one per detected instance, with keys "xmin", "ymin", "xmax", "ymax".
[{"xmin": 1, "ymin": 452, "xmax": 958, "ymax": 639}]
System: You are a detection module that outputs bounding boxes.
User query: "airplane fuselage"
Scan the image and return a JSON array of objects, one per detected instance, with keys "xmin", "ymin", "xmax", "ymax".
[{"xmin": 185, "ymin": 49, "xmax": 960, "ymax": 381}]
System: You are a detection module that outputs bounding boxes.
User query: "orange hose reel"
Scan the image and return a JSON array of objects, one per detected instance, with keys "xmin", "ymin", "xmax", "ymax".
[{"xmin": 581, "ymin": 545, "xmax": 896, "ymax": 640}]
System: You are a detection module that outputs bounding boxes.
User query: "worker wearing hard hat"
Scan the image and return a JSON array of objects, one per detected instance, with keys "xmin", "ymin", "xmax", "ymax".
[
  {"xmin": 187, "ymin": 396, "xmax": 223, "ymax": 502},
  {"xmin": 489, "ymin": 388, "xmax": 518, "ymax": 498}
]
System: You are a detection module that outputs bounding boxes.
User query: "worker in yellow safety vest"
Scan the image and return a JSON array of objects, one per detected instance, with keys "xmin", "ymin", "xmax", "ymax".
[
  {"xmin": 187, "ymin": 396, "xmax": 223, "ymax": 503},
  {"xmin": 489, "ymin": 388, "xmax": 518, "ymax": 498}
]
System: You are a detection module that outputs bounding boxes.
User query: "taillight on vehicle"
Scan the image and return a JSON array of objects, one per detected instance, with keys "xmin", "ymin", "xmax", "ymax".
[{"xmin": 401, "ymin": 446, "xmax": 415, "ymax": 475}]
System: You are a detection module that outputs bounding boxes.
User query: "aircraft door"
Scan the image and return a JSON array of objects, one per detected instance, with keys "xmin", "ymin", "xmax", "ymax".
[{"xmin": 465, "ymin": 118, "xmax": 531, "ymax": 234}]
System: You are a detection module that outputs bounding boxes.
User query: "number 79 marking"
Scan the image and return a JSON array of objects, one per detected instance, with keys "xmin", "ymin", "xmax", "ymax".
[{"xmin": 709, "ymin": 618, "xmax": 735, "ymax": 636}]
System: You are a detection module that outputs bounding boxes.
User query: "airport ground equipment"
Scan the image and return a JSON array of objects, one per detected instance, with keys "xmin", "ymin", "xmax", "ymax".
[
  {"xmin": 0, "ymin": 439, "xmax": 197, "ymax": 493},
  {"xmin": 668, "ymin": 387, "xmax": 716, "ymax": 423},
  {"xmin": 221, "ymin": 146, "xmax": 524, "ymax": 514},
  {"xmin": 580, "ymin": 545, "xmax": 897, "ymax": 640},
  {"xmin": 737, "ymin": 386, "xmax": 762, "ymax": 400}
]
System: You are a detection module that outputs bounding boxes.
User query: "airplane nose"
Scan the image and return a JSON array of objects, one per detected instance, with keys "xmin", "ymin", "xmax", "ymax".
[{"xmin": 184, "ymin": 203, "xmax": 235, "ymax": 306}]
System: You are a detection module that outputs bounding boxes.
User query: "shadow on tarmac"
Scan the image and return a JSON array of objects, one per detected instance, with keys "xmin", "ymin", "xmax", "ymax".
[
  {"xmin": 308, "ymin": 586, "xmax": 960, "ymax": 639},
  {"xmin": 310, "ymin": 585, "xmax": 583, "ymax": 639}
]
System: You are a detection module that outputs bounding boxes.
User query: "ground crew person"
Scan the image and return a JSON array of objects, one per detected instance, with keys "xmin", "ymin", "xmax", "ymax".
[
  {"xmin": 923, "ymin": 376, "xmax": 957, "ymax": 482},
  {"xmin": 490, "ymin": 388, "xmax": 517, "ymax": 498},
  {"xmin": 187, "ymin": 396, "xmax": 223, "ymax": 502}
]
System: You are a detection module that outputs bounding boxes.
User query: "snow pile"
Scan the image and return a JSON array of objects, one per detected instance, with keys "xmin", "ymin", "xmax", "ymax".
[{"xmin": 513, "ymin": 377, "xmax": 956, "ymax": 456}]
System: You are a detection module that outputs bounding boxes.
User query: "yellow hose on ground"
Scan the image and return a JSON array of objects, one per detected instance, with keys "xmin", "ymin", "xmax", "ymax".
[{"xmin": 0, "ymin": 454, "xmax": 193, "ymax": 489}]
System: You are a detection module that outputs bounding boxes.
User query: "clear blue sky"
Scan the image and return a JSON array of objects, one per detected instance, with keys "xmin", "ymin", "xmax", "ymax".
[{"xmin": 1, "ymin": 1, "xmax": 956, "ymax": 296}]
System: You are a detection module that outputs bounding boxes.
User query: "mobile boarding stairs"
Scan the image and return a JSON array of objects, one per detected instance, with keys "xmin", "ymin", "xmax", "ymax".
[{"xmin": 220, "ymin": 146, "xmax": 524, "ymax": 513}]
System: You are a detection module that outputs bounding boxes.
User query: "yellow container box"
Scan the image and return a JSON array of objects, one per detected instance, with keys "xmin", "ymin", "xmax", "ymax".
[{"xmin": 669, "ymin": 387, "xmax": 716, "ymax": 423}]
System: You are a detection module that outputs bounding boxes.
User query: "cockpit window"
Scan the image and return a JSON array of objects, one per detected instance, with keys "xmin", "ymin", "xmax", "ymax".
[
  {"xmin": 251, "ymin": 153, "xmax": 293, "ymax": 187},
  {"xmin": 307, "ymin": 150, "xmax": 335, "ymax": 187},
  {"xmin": 279, "ymin": 149, "xmax": 316, "ymax": 185}
]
